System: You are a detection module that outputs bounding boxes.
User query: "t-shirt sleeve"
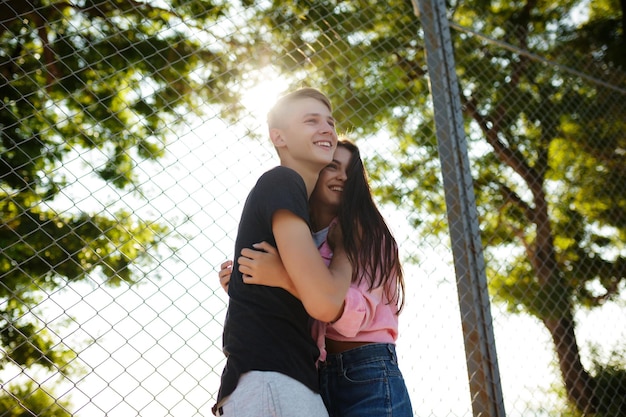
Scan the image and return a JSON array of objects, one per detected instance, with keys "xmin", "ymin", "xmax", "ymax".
[{"xmin": 255, "ymin": 167, "xmax": 310, "ymax": 229}]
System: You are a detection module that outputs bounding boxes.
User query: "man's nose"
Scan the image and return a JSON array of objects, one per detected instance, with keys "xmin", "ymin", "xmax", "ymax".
[{"xmin": 319, "ymin": 120, "xmax": 335, "ymax": 135}]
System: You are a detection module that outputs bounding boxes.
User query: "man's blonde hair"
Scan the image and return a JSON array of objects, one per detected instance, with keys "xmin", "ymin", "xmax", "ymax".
[{"xmin": 267, "ymin": 87, "xmax": 332, "ymax": 128}]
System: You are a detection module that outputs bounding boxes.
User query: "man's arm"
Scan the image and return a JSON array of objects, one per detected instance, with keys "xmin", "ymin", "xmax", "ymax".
[{"xmin": 272, "ymin": 209, "xmax": 352, "ymax": 323}]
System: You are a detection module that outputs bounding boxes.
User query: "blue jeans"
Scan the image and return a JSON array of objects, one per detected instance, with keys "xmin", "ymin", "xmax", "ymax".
[{"xmin": 319, "ymin": 343, "xmax": 414, "ymax": 417}]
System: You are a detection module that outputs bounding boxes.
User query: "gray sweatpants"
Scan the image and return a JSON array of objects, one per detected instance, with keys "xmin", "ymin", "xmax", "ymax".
[{"xmin": 215, "ymin": 371, "xmax": 329, "ymax": 417}]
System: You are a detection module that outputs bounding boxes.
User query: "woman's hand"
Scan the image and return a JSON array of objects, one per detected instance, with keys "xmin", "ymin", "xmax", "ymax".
[
  {"xmin": 326, "ymin": 218, "xmax": 344, "ymax": 251},
  {"xmin": 238, "ymin": 242, "xmax": 299, "ymax": 297},
  {"xmin": 218, "ymin": 260, "xmax": 232, "ymax": 293}
]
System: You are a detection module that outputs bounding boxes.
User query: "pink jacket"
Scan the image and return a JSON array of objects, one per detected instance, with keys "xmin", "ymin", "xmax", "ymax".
[{"xmin": 313, "ymin": 219, "xmax": 399, "ymax": 362}]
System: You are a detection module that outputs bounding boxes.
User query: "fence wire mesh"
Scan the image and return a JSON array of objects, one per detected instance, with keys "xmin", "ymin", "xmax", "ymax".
[{"xmin": 1, "ymin": 1, "xmax": 625, "ymax": 416}]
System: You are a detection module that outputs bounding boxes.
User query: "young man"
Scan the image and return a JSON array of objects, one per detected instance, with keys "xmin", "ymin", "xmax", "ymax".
[{"xmin": 212, "ymin": 88, "xmax": 352, "ymax": 416}]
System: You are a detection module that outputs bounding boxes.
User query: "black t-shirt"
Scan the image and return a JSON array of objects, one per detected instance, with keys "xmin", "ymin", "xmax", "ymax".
[{"xmin": 215, "ymin": 166, "xmax": 319, "ymax": 406}]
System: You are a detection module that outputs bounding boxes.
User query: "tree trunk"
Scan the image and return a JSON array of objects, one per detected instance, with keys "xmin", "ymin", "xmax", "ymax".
[
  {"xmin": 543, "ymin": 316, "xmax": 598, "ymax": 414},
  {"xmin": 532, "ymin": 188, "xmax": 598, "ymax": 414}
]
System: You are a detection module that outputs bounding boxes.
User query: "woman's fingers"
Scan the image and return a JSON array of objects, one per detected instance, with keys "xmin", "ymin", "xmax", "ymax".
[
  {"xmin": 218, "ymin": 260, "xmax": 232, "ymax": 292},
  {"xmin": 240, "ymin": 247, "xmax": 261, "ymax": 259},
  {"xmin": 252, "ymin": 241, "xmax": 278, "ymax": 255},
  {"xmin": 239, "ymin": 242, "xmax": 279, "ymax": 285}
]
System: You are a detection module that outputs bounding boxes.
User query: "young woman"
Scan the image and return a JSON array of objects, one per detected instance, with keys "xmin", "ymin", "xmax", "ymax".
[{"xmin": 220, "ymin": 139, "xmax": 413, "ymax": 417}]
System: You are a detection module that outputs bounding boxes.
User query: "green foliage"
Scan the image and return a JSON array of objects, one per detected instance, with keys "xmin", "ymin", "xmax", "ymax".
[
  {"xmin": 586, "ymin": 346, "xmax": 626, "ymax": 415},
  {"xmin": 0, "ymin": 381, "xmax": 72, "ymax": 417},
  {"xmin": 593, "ymin": 364, "xmax": 626, "ymax": 416},
  {"xmin": 1, "ymin": 0, "xmax": 237, "ymax": 194},
  {"xmin": 0, "ymin": 0, "xmax": 242, "ymax": 413},
  {"xmin": 0, "ymin": 204, "xmax": 166, "ymax": 292},
  {"xmin": 238, "ymin": 0, "xmax": 625, "ymax": 311},
  {"xmin": 230, "ymin": 1, "xmax": 626, "ymax": 311},
  {"xmin": 2, "ymin": 0, "xmax": 624, "ymax": 413},
  {"xmin": 539, "ymin": 347, "xmax": 626, "ymax": 416},
  {"xmin": 233, "ymin": 0, "xmax": 625, "ymax": 412}
]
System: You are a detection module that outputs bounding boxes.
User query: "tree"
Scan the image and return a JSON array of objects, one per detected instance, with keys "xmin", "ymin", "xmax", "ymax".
[
  {"xmin": 0, "ymin": 0, "xmax": 248, "ymax": 414},
  {"xmin": 233, "ymin": 0, "xmax": 626, "ymax": 413},
  {"xmin": 0, "ymin": 382, "xmax": 72, "ymax": 417},
  {"xmin": 2, "ymin": 0, "xmax": 624, "ymax": 414}
]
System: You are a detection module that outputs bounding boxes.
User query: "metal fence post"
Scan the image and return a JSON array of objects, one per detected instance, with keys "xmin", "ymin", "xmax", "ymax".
[{"xmin": 412, "ymin": 0, "xmax": 507, "ymax": 415}]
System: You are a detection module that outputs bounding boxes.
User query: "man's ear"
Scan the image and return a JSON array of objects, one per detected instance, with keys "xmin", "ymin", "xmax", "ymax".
[{"xmin": 269, "ymin": 128, "xmax": 287, "ymax": 148}]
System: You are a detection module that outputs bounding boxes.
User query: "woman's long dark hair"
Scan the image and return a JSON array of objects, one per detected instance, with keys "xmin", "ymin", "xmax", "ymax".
[{"xmin": 337, "ymin": 139, "xmax": 405, "ymax": 313}]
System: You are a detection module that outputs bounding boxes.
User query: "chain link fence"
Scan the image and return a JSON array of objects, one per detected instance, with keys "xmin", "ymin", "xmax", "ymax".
[{"xmin": 2, "ymin": 1, "xmax": 625, "ymax": 416}]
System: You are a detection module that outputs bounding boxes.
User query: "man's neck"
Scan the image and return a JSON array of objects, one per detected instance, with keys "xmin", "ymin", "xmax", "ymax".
[{"xmin": 280, "ymin": 161, "xmax": 322, "ymax": 197}]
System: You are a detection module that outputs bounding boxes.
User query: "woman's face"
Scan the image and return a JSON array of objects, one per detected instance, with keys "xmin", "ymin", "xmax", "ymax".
[{"xmin": 310, "ymin": 146, "xmax": 352, "ymax": 212}]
